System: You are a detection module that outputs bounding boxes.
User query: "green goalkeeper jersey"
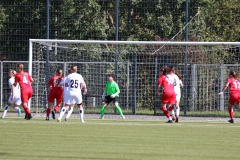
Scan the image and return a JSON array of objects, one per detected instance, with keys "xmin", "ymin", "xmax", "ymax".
[{"xmin": 104, "ymin": 81, "xmax": 120, "ymax": 97}]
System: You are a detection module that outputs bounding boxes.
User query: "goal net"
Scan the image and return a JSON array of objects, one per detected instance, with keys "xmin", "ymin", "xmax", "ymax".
[{"xmin": 29, "ymin": 39, "xmax": 240, "ymax": 115}]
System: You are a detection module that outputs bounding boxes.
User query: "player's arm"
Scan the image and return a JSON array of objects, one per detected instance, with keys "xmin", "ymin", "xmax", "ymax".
[
  {"xmin": 219, "ymin": 81, "xmax": 229, "ymax": 95},
  {"xmin": 157, "ymin": 85, "xmax": 162, "ymax": 96},
  {"xmin": 30, "ymin": 76, "xmax": 34, "ymax": 82},
  {"xmin": 65, "ymin": 77, "xmax": 70, "ymax": 87},
  {"xmin": 13, "ymin": 75, "xmax": 19, "ymax": 87},
  {"xmin": 110, "ymin": 83, "xmax": 120, "ymax": 98},
  {"xmin": 102, "ymin": 84, "xmax": 107, "ymax": 99},
  {"xmin": 157, "ymin": 77, "xmax": 162, "ymax": 96},
  {"xmin": 180, "ymin": 80, "xmax": 184, "ymax": 88},
  {"xmin": 81, "ymin": 81, "xmax": 87, "ymax": 95},
  {"xmin": 11, "ymin": 83, "xmax": 15, "ymax": 101},
  {"xmin": 58, "ymin": 79, "xmax": 64, "ymax": 87}
]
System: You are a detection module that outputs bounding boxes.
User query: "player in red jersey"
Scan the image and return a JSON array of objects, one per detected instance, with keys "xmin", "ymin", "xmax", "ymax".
[
  {"xmin": 46, "ymin": 68, "xmax": 64, "ymax": 120},
  {"xmin": 219, "ymin": 70, "xmax": 240, "ymax": 123},
  {"xmin": 14, "ymin": 63, "xmax": 34, "ymax": 120},
  {"xmin": 157, "ymin": 66, "xmax": 176, "ymax": 123}
]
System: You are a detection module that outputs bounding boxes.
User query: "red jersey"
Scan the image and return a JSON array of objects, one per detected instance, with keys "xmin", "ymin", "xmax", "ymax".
[
  {"xmin": 227, "ymin": 77, "xmax": 240, "ymax": 94},
  {"xmin": 15, "ymin": 72, "xmax": 33, "ymax": 91},
  {"xmin": 158, "ymin": 75, "xmax": 175, "ymax": 94},
  {"xmin": 48, "ymin": 75, "xmax": 64, "ymax": 94}
]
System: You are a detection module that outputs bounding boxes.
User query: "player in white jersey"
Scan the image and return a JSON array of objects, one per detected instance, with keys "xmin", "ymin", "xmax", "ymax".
[
  {"xmin": 1, "ymin": 70, "xmax": 21, "ymax": 118},
  {"xmin": 166, "ymin": 66, "xmax": 181, "ymax": 122},
  {"xmin": 58, "ymin": 68, "xmax": 76, "ymax": 121},
  {"xmin": 57, "ymin": 66, "xmax": 87, "ymax": 123},
  {"xmin": 172, "ymin": 70, "xmax": 183, "ymax": 122}
]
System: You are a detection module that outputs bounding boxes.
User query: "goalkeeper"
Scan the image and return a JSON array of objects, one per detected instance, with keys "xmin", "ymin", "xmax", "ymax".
[{"xmin": 98, "ymin": 74, "xmax": 125, "ymax": 119}]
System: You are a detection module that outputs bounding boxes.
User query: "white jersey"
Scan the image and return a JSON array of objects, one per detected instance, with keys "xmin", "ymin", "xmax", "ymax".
[
  {"xmin": 8, "ymin": 77, "xmax": 21, "ymax": 105},
  {"xmin": 59, "ymin": 77, "xmax": 68, "ymax": 93},
  {"xmin": 167, "ymin": 73, "xmax": 182, "ymax": 101},
  {"xmin": 8, "ymin": 77, "xmax": 21, "ymax": 96},
  {"xmin": 65, "ymin": 73, "xmax": 84, "ymax": 92},
  {"xmin": 64, "ymin": 73, "xmax": 84, "ymax": 104}
]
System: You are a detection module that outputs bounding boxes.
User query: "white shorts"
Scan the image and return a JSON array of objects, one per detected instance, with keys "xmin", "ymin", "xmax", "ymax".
[
  {"xmin": 64, "ymin": 91, "xmax": 82, "ymax": 105},
  {"xmin": 175, "ymin": 92, "xmax": 181, "ymax": 102},
  {"xmin": 63, "ymin": 92, "xmax": 76, "ymax": 105},
  {"xmin": 8, "ymin": 94, "xmax": 22, "ymax": 105}
]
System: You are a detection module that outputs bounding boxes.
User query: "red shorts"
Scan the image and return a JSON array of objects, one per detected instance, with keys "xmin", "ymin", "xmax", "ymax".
[
  {"xmin": 21, "ymin": 89, "xmax": 33, "ymax": 103},
  {"xmin": 229, "ymin": 93, "xmax": 240, "ymax": 105},
  {"xmin": 48, "ymin": 90, "xmax": 63, "ymax": 104},
  {"xmin": 161, "ymin": 92, "xmax": 176, "ymax": 104}
]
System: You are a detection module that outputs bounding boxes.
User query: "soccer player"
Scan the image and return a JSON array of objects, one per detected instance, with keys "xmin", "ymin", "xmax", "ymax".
[
  {"xmin": 219, "ymin": 70, "xmax": 240, "ymax": 123},
  {"xmin": 58, "ymin": 68, "xmax": 75, "ymax": 121},
  {"xmin": 1, "ymin": 70, "xmax": 21, "ymax": 118},
  {"xmin": 157, "ymin": 66, "xmax": 177, "ymax": 123},
  {"xmin": 14, "ymin": 63, "xmax": 34, "ymax": 120},
  {"xmin": 99, "ymin": 74, "xmax": 125, "ymax": 119},
  {"xmin": 46, "ymin": 68, "xmax": 64, "ymax": 120},
  {"xmin": 170, "ymin": 69, "xmax": 183, "ymax": 123},
  {"xmin": 57, "ymin": 66, "xmax": 87, "ymax": 123}
]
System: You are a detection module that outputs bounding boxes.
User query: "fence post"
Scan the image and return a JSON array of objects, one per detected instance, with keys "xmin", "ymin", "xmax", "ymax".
[
  {"xmin": 0, "ymin": 61, "xmax": 2, "ymax": 109},
  {"xmin": 132, "ymin": 54, "xmax": 137, "ymax": 115},
  {"xmin": 190, "ymin": 64, "xmax": 196, "ymax": 111},
  {"xmin": 220, "ymin": 64, "xmax": 225, "ymax": 111}
]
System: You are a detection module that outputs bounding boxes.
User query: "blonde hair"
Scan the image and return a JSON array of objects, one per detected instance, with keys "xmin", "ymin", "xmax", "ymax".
[
  {"xmin": 10, "ymin": 69, "xmax": 16, "ymax": 76},
  {"xmin": 17, "ymin": 63, "xmax": 24, "ymax": 76}
]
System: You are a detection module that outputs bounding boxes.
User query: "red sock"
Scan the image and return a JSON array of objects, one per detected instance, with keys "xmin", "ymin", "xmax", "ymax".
[
  {"xmin": 168, "ymin": 106, "xmax": 173, "ymax": 111},
  {"xmin": 46, "ymin": 108, "xmax": 51, "ymax": 117},
  {"xmin": 228, "ymin": 107, "xmax": 234, "ymax": 119},
  {"xmin": 162, "ymin": 106, "xmax": 170, "ymax": 118},
  {"xmin": 54, "ymin": 105, "xmax": 60, "ymax": 112},
  {"xmin": 23, "ymin": 104, "xmax": 30, "ymax": 114}
]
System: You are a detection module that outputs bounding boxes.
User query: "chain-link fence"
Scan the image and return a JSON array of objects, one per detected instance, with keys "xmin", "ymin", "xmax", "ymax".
[{"xmin": 0, "ymin": 60, "xmax": 238, "ymax": 115}]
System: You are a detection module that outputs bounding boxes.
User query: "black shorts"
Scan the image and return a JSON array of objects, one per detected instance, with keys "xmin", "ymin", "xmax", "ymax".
[{"xmin": 104, "ymin": 95, "xmax": 119, "ymax": 105}]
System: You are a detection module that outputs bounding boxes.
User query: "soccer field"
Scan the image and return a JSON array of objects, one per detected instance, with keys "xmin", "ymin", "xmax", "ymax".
[{"xmin": 0, "ymin": 116, "xmax": 240, "ymax": 160}]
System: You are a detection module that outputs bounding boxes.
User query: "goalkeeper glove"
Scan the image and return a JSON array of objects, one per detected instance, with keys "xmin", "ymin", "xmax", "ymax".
[
  {"xmin": 110, "ymin": 93, "xmax": 116, "ymax": 98},
  {"xmin": 218, "ymin": 92, "xmax": 223, "ymax": 95},
  {"xmin": 102, "ymin": 92, "xmax": 106, "ymax": 100}
]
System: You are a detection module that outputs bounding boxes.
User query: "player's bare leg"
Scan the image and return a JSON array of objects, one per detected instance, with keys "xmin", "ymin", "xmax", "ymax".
[{"xmin": 162, "ymin": 104, "xmax": 172, "ymax": 123}]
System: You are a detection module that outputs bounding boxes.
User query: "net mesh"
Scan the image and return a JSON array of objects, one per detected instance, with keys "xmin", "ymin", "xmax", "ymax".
[{"xmin": 30, "ymin": 40, "xmax": 240, "ymax": 114}]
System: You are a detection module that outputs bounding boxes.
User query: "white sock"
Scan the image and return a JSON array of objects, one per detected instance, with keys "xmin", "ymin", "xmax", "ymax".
[
  {"xmin": 66, "ymin": 107, "xmax": 73, "ymax": 119},
  {"xmin": 2, "ymin": 105, "xmax": 9, "ymax": 117},
  {"xmin": 171, "ymin": 110, "xmax": 175, "ymax": 117},
  {"xmin": 14, "ymin": 107, "xmax": 20, "ymax": 111},
  {"xmin": 78, "ymin": 108, "xmax": 84, "ymax": 122},
  {"xmin": 176, "ymin": 106, "xmax": 180, "ymax": 117},
  {"xmin": 58, "ymin": 107, "xmax": 67, "ymax": 120}
]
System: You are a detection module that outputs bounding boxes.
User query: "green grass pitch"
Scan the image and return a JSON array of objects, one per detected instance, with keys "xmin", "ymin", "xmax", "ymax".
[{"xmin": 0, "ymin": 117, "xmax": 240, "ymax": 160}]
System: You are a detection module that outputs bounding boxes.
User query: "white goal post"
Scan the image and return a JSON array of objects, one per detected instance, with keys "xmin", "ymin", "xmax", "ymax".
[{"xmin": 28, "ymin": 39, "xmax": 240, "ymax": 115}]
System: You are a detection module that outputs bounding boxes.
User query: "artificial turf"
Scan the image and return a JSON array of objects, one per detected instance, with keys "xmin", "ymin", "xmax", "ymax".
[{"xmin": 0, "ymin": 117, "xmax": 240, "ymax": 160}]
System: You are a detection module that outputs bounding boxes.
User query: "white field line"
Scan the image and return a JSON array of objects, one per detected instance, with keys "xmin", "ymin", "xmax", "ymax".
[{"xmin": 0, "ymin": 118, "xmax": 240, "ymax": 128}]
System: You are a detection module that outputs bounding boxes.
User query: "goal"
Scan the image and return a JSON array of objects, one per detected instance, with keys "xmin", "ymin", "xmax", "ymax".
[{"xmin": 29, "ymin": 39, "xmax": 240, "ymax": 115}]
